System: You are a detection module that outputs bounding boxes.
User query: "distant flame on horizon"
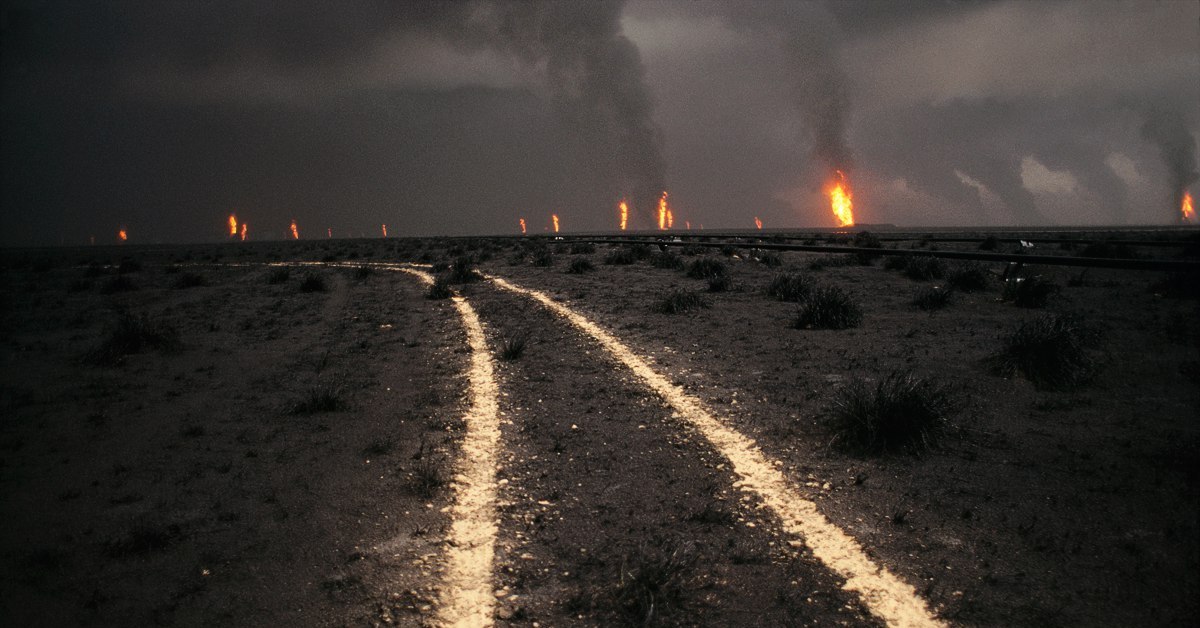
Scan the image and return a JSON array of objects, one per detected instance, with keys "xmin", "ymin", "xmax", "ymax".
[
  {"xmin": 118, "ymin": 228, "xmax": 128, "ymax": 242},
  {"xmin": 1183, "ymin": 191, "xmax": 1195, "ymax": 223},
  {"xmin": 754, "ymin": 217, "xmax": 763, "ymax": 230},
  {"xmin": 240, "ymin": 223, "xmax": 247, "ymax": 241},
  {"xmin": 552, "ymin": 214, "xmax": 560, "ymax": 233},
  {"xmin": 619, "ymin": 201, "xmax": 628, "ymax": 231},
  {"xmin": 381, "ymin": 224, "xmax": 388, "ymax": 238},
  {"xmin": 519, "ymin": 218, "xmax": 527, "ymax": 234},
  {"xmin": 291, "ymin": 220, "xmax": 299, "ymax": 240},
  {"xmin": 829, "ymin": 171, "xmax": 855, "ymax": 228},
  {"xmin": 228, "ymin": 214, "xmax": 238, "ymax": 236},
  {"xmin": 657, "ymin": 191, "xmax": 670, "ymax": 230}
]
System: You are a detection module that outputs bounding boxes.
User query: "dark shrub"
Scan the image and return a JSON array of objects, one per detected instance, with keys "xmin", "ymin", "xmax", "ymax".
[
  {"xmin": 853, "ymin": 231, "xmax": 883, "ymax": 249},
  {"xmin": 766, "ymin": 271, "xmax": 811, "ymax": 302},
  {"xmin": 566, "ymin": 258, "xmax": 595, "ymax": 274},
  {"xmin": 978, "ymin": 235, "xmax": 1000, "ymax": 251},
  {"xmin": 570, "ymin": 242, "xmax": 596, "ymax": 255},
  {"xmin": 531, "ymin": 247, "xmax": 554, "ymax": 267},
  {"xmin": 174, "ymin": 272, "xmax": 207, "ymax": 289},
  {"xmin": 266, "ymin": 267, "xmax": 291, "ymax": 284},
  {"xmin": 912, "ymin": 285, "xmax": 953, "ymax": 311},
  {"xmin": 990, "ymin": 314, "xmax": 1102, "ymax": 390},
  {"xmin": 1079, "ymin": 241, "xmax": 1138, "ymax": 259},
  {"xmin": 605, "ymin": 247, "xmax": 639, "ymax": 265},
  {"xmin": 292, "ymin": 382, "xmax": 347, "ymax": 414},
  {"xmin": 655, "ymin": 289, "xmax": 709, "ymax": 314},
  {"xmin": 426, "ymin": 274, "xmax": 453, "ymax": 299},
  {"xmin": 947, "ymin": 262, "xmax": 992, "ymax": 292},
  {"xmin": 610, "ymin": 539, "xmax": 696, "ymax": 626},
  {"xmin": 883, "ymin": 255, "xmax": 911, "ymax": 271},
  {"xmin": 1003, "ymin": 276, "xmax": 1058, "ymax": 308},
  {"xmin": 353, "ymin": 265, "xmax": 372, "ymax": 280},
  {"xmin": 498, "ymin": 332, "xmax": 529, "ymax": 361},
  {"xmin": 449, "ymin": 256, "xmax": 481, "ymax": 282},
  {"xmin": 904, "ymin": 256, "xmax": 946, "ymax": 281},
  {"xmin": 87, "ymin": 313, "xmax": 181, "ymax": 365},
  {"xmin": 686, "ymin": 258, "xmax": 727, "ymax": 280},
  {"xmin": 826, "ymin": 372, "xmax": 955, "ymax": 454},
  {"xmin": 796, "ymin": 285, "xmax": 861, "ymax": 329},
  {"xmin": 680, "ymin": 244, "xmax": 704, "ymax": 256},
  {"xmin": 299, "ymin": 273, "xmax": 326, "ymax": 293},
  {"xmin": 650, "ymin": 252, "xmax": 685, "ymax": 270},
  {"xmin": 706, "ymin": 273, "xmax": 733, "ymax": 292},
  {"xmin": 757, "ymin": 251, "xmax": 783, "ymax": 267}
]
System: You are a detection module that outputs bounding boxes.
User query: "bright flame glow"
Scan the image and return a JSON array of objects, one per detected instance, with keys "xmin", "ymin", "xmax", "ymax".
[
  {"xmin": 552, "ymin": 214, "xmax": 560, "ymax": 233},
  {"xmin": 1183, "ymin": 191, "xmax": 1195, "ymax": 222},
  {"xmin": 118, "ymin": 228, "xmax": 127, "ymax": 242},
  {"xmin": 519, "ymin": 218, "xmax": 527, "ymax": 234},
  {"xmin": 240, "ymin": 223, "xmax": 248, "ymax": 241},
  {"xmin": 829, "ymin": 171, "xmax": 855, "ymax": 227},
  {"xmin": 685, "ymin": 221, "xmax": 691, "ymax": 230},
  {"xmin": 228, "ymin": 214, "xmax": 238, "ymax": 236},
  {"xmin": 657, "ymin": 191, "xmax": 669, "ymax": 230},
  {"xmin": 291, "ymin": 220, "xmax": 299, "ymax": 240},
  {"xmin": 619, "ymin": 201, "xmax": 628, "ymax": 231},
  {"xmin": 754, "ymin": 216, "xmax": 763, "ymax": 230},
  {"xmin": 327, "ymin": 227, "xmax": 332, "ymax": 239},
  {"xmin": 382, "ymin": 224, "xmax": 388, "ymax": 238}
]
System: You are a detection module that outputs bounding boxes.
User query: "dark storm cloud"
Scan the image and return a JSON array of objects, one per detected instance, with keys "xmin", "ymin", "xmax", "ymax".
[{"xmin": 2, "ymin": 1, "xmax": 1198, "ymax": 244}]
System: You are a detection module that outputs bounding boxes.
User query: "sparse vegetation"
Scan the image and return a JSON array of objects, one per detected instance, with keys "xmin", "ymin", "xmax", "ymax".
[
  {"xmin": 174, "ymin": 271, "xmax": 207, "ymax": 289},
  {"xmin": 449, "ymin": 256, "xmax": 481, "ymax": 282},
  {"xmin": 408, "ymin": 457, "xmax": 446, "ymax": 499},
  {"xmin": 266, "ymin": 267, "xmax": 291, "ymax": 284},
  {"xmin": 795, "ymin": 285, "xmax": 861, "ymax": 329},
  {"xmin": 685, "ymin": 258, "xmax": 727, "ymax": 280},
  {"xmin": 605, "ymin": 245, "xmax": 648, "ymax": 265},
  {"xmin": 913, "ymin": 285, "xmax": 953, "ymax": 311},
  {"xmin": 649, "ymin": 252, "xmax": 684, "ymax": 270},
  {"xmin": 979, "ymin": 235, "xmax": 1001, "ymax": 251},
  {"xmin": 610, "ymin": 539, "xmax": 697, "ymax": 626},
  {"xmin": 87, "ymin": 312, "xmax": 181, "ymax": 365},
  {"xmin": 766, "ymin": 271, "xmax": 811, "ymax": 302},
  {"xmin": 883, "ymin": 254, "xmax": 911, "ymax": 271},
  {"xmin": 292, "ymin": 382, "xmax": 347, "ymax": 414},
  {"xmin": 531, "ymin": 247, "xmax": 555, "ymax": 267},
  {"xmin": 757, "ymin": 251, "xmax": 783, "ymax": 267},
  {"xmin": 352, "ymin": 265, "xmax": 372, "ymax": 280},
  {"xmin": 426, "ymin": 274, "xmax": 453, "ymax": 299},
  {"xmin": 947, "ymin": 262, "xmax": 992, "ymax": 292},
  {"xmin": 566, "ymin": 258, "xmax": 595, "ymax": 274},
  {"xmin": 826, "ymin": 372, "xmax": 955, "ymax": 454},
  {"xmin": 1003, "ymin": 275, "xmax": 1058, "ymax": 308},
  {"xmin": 904, "ymin": 255, "xmax": 947, "ymax": 281},
  {"xmin": 299, "ymin": 273, "xmax": 327, "ymax": 293},
  {"xmin": 655, "ymin": 289, "xmax": 709, "ymax": 314},
  {"xmin": 706, "ymin": 272, "xmax": 733, "ymax": 292},
  {"xmin": 498, "ymin": 332, "xmax": 529, "ymax": 361},
  {"xmin": 570, "ymin": 242, "xmax": 597, "ymax": 255},
  {"xmin": 991, "ymin": 314, "xmax": 1102, "ymax": 390}
]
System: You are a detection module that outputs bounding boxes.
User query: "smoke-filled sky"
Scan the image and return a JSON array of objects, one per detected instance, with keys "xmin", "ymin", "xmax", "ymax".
[{"xmin": 2, "ymin": 0, "xmax": 1197, "ymax": 245}]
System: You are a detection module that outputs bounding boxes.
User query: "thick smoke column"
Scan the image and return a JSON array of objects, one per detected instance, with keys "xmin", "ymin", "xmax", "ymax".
[
  {"xmin": 1141, "ymin": 109, "xmax": 1199, "ymax": 222},
  {"xmin": 784, "ymin": 18, "xmax": 853, "ymax": 176},
  {"xmin": 466, "ymin": 0, "xmax": 665, "ymax": 226}
]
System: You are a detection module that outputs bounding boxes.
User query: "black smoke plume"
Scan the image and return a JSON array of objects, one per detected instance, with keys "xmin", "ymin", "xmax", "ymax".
[{"xmin": 1141, "ymin": 108, "xmax": 1198, "ymax": 221}]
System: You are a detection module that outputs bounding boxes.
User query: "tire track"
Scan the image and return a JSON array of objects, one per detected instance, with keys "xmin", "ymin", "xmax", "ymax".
[
  {"xmin": 392, "ymin": 267, "xmax": 502, "ymax": 627},
  {"xmin": 486, "ymin": 273, "xmax": 943, "ymax": 628}
]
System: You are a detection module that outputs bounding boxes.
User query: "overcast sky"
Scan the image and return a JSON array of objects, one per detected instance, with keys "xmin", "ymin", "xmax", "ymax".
[{"xmin": 2, "ymin": 0, "xmax": 1197, "ymax": 245}]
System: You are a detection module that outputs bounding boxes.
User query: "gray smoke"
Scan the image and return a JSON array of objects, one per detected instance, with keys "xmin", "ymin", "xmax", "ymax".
[
  {"xmin": 1141, "ymin": 108, "xmax": 1199, "ymax": 221},
  {"xmin": 465, "ymin": 0, "xmax": 665, "ymax": 226},
  {"xmin": 784, "ymin": 17, "xmax": 853, "ymax": 177}
]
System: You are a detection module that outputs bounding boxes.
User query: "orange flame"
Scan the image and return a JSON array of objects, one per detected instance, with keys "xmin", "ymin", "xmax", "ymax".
[
  {"xmin": 619, "ymin": 201, "xmax": 628, "ymax": 231},
  {"xmin": 228, "ymin": 214, "xmax": 238, "ymax": 236},
  {"xmin": 327, "ymin": 227, "xmax": 332, "ymax": 239},
  {"xmin": 519, "ymin": 218, "xmax": 527, "ymax": 234},
  {"xmin": 1183, "ymin": 191, "xmax": 1195, "ymax": 222},
  {"xmin": 118, "ymin": 228, "xmax": 128, "ymax": 242},
  {"xmin": 290, "ymin": 220, "xmax": 299, "ymax": 240},
  {"xmin": 754, "ymin": 216, "xmax": 763, "ymax": 230},
  {"xmin": 828, "ymin": 171, "xmax": 855, "ymax": 228},
  {"xmin": 240, "ymin": 223, "xmax": 247, "ymax": 241},
  {"xmin": 685, "ymin": 220, "xmax": 691, "ymax": 230},
  {"xmin": 381, "ymin": 224, "xmax": 388, "ymax": 238},
  {"xmin": 657, "ymin": 191, "xmax": 669, "ymax": 230},
  {"xmin": 552, "ymin": 214, "xmax": 560, "ymax": 233}
]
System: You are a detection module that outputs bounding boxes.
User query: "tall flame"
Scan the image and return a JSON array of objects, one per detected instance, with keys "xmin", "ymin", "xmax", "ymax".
[
  {"xmin": 829, "ymin": 171, "xmax": 855, "ymax": 228},
  {"xmin": 754, "ymin": 216, "xmax": 763, "ymax": 230},
  {"xmin": 327, "ymin": 227, "xmax": 332, "ymax": 239},
  {"xmin": 291, "ymin": 220, "xmax": 299, "ymax": 240},
  {"xmin": 685, "ymin": 221, "xmax": 691, "ymax": 230},
  {"xmin": 228, "ymin": 214, "xmax": 238, "ymax": 236},
  {"xmin": 1183, "ymin": 191, "xmax": 1195, "ymax": 223},
  {"xmin": 657, "ymin": 191, "xmax": 669, "ymax": 230},
  {"xmin": 381, "ymin": 224, "xmax": 388, "ymax": 238},
  {"xmin": 118, "ymin": 228, "xmax": 128, "ymax": 242},
  {"xmin": 240, "ymin": 223, "xmax": 248, "ymax": 241},
  {"xmin": 552, "ymin": 214, "xmax": 560, "ymax": 233},
  {"xmin": 519, "ymin": 218, "xmax": 527, "ymax": 234},
  {"xmin": 619, "ymin": 201, "xmax": 628, "ymax": 231}
]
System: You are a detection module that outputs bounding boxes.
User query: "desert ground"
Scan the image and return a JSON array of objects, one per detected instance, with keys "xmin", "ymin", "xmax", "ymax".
[{"xmin": 1, "ymin": 230, "xmax": 1197, "ymax": 627}]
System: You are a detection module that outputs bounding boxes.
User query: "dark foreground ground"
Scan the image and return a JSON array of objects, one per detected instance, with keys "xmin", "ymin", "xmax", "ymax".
[{"xmin": 1, "ymin": 231, "xmax": 1197, "ymax": 626}]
